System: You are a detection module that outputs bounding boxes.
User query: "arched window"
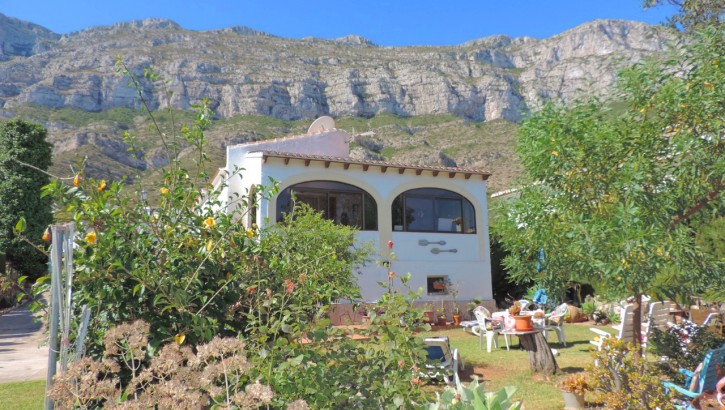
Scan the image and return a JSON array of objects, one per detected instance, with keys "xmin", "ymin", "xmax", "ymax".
[
  {"xmin": 392, "ymin": 188, "xmax": 476, "ymax": 233},
  {"xmin": 276, "ymin": 181, "xmax": 378, "ymax": 230}
]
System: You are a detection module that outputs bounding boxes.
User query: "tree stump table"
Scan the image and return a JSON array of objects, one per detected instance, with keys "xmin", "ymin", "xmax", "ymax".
[{"xmin": 502, "ymin": 329, "xmax": 560, "ymax": 376}]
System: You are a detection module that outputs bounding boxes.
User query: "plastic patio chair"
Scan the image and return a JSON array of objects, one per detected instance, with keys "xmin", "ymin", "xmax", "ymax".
[
  {"xmin": 642, "ymin": 301, "xmax": 670, "ymax": 351},
  {"xmin": 590, "ymin": 304, "xmax": 636, "ymax": 350},
  {"xmin": 662, "ymin": 344, "xmax": 725, "ymax": 410},
  {"xmin": 460, "ymin": 306, "xmax": 508, "ymax": 352},
  {"xmin": 543, "ymin": 303, "xmax": 568, "ymax": 346},
  {"xmin": 423, "ymin": 336, "xmax": 464, "ymax": 384}
]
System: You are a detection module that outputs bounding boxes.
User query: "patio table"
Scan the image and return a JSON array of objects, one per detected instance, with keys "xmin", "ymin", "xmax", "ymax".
[{"xmin": 500, "ymin": 329, "xmax": 559, "ymax": 376}]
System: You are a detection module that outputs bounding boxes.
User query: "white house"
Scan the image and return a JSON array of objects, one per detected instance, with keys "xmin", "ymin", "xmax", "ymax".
[{"xmin": 212, "ymin": 117, "xmax": 495, "ymax": 320}]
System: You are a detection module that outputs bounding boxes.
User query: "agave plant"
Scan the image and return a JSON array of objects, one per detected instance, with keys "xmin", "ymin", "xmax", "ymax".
[{"xmin": 426, "ymin": 374, "xmax": 522, "ymax": 410}]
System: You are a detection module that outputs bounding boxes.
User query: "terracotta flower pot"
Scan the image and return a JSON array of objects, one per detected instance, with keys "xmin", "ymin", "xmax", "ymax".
[
  {"xmin": 437, "ymin": 315, "xmax": 447, "ymax": 326},
  {"xmin": 452, "ymin": 314, "xmax": 462, "ymax": 326},
  {"xmin": 514, "ymin": 315, "xmax": 533, "ymax": 331}
]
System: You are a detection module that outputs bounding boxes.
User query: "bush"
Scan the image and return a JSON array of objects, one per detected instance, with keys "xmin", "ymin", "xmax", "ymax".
[
  {"xmin": 588, "ymin": 338, "xmax": 676, "ymax": 409},
  {"xmin": 649, "ymin": 320, "xmax": 725, "ymax": 383},
  {"xmin": 48, "ymin": 319, "xmax": 298, "ymax": 409}
]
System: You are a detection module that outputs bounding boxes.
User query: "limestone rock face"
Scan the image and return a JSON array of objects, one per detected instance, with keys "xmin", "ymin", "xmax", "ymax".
[
  {"xmin": 0, "ymin": 15, "xmax": 674, "ymax": 122},
  {"xmin": 0, "ymin": 13, "xmax": 59, "ymax": 58}
]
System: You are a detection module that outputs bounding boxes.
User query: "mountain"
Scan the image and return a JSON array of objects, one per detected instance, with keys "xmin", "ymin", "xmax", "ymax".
[{"xmin": 0, "ymin": 14, "xmax": 676, "ymax": 190}]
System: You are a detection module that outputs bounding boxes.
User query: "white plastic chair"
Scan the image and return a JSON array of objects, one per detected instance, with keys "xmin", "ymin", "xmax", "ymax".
[
  {"xmin": 474, "ymin": 308, "xmax": 509, "ymax": 352},
  {"xmin": 423, "ymin": 336, "xmax": 464, "ymax": 384},
  {"xmin": 543, "ymin": 303, "xmax": 568, "ymax": 346},
  {"xmin": 590, "ymin": 304, "xmax": 636, "ymax": 350},
  {"xmin": 641, "ymin": 301, "xmax": 671, "ymax": 352}
]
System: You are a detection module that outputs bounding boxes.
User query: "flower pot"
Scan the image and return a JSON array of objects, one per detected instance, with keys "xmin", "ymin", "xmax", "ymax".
[
  {"xmin": 452, "ymin": 314, "xmax": 462, "ymax": 326},
  {"xmin": 437, "ymin": 315, "xmax": 447, "ymax": 326},
  {"xmin": 423, "ymin": 311, "xmax": 435, "ymax": 323},
  {"xmin": 514, "ymin": 315, "xmax": 533, "ymax": 331},
  {"xmin": 562, "ymin": 391, "xmax": 585, "ymax": 410}
]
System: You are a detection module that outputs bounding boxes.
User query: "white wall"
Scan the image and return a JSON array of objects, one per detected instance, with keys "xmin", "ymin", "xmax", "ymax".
[{"xmin": 258, "ymin": 158, "xmax": 492, "ymax": 303}]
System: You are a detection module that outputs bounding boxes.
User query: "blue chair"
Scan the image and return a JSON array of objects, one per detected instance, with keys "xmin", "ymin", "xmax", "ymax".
[{"xmin": 662, "ymin": 344, "xmax": 725, "ymax": 409}]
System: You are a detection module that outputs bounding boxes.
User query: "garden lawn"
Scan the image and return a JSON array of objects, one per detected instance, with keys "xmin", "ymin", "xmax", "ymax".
[
  {"xmin": 424, "ymin": 323, "xmax": 616, "ymax": 409},
  {"xmin": 0, "ymin": 380, "xmax": 45, "ymax": 410}
]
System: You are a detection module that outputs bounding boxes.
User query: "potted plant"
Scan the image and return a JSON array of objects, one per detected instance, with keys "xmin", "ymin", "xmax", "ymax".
[
  {"xmin": 581, "ymin": 300, "xmax": 596, "ymax": 321},
  {"xmin": 436, "ymin": 307, "xmax": 447, "ymax": 326},
  {"xmin": 422, "ymin": 303, "xmax": 435, "ymax": 323},
  {"xmin": 509, "ymin": 301, "xmax": 533, "ymax": 331},
  {"xmin": 452, "ymin": 306, "xmax": 462, "ymax": 326},
  {"xmin": 560, "ymin": 373, "xmax": 589, "ymax": 410},
  {"xmin": 432, "ymin": 279, "xmax": 446, "ymax": 291}
]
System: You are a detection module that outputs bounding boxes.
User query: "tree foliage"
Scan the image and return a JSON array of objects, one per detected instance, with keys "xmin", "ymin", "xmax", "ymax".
[
  {"xmin": 0, "ymin": 118, "xmax": 52, "ymax": 279},
  {"xmin": 497, "ymin": 23, "xmax": 724, "ymax": 347},
  {"xmin": 644, "ymin": 0, "xmax": 724, "ymax": 33}
]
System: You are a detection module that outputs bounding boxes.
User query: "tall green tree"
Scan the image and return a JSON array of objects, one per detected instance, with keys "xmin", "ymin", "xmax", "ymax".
[
  {"xmin": 0, "ymin": 119, "xmax": 53, "ymax": 279},
  {"xmin": 497, "ymin": 23, "xmax": 724, "ymax": 350}
]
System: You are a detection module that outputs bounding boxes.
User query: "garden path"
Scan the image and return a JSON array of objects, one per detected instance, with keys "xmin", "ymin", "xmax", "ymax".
[{"xmin": 0, "ymin": 300, "xmax": 48, "ymax": 383}]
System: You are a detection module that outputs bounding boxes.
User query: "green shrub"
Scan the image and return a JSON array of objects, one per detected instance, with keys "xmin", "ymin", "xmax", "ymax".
[
  {"xmin": 588, "ymin": 338, "xmax": 675, "ymax": 409},
  {"xmin": 649, "ymin": 320, "xmax": 725, "ymax": 383}
]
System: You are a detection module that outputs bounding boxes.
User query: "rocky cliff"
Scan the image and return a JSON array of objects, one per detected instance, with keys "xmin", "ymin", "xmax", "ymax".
[
  {"xmin": 0, "ymin": 14, "xmax": 676, "ymax": 189},
  {"xmin": 0, "ymin": 15, "xmax": 674, "ymax": 122}
]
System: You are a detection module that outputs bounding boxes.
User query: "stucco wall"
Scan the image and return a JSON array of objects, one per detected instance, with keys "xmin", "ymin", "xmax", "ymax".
[{"xmin": 257, "ymin": 157, "xmax": 492, "ymax": 303}]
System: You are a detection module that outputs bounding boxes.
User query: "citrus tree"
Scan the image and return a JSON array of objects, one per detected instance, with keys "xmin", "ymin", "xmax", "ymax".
[{"xmin": 497, "ymin": 22, "xmax": 724, "ymax": 349}]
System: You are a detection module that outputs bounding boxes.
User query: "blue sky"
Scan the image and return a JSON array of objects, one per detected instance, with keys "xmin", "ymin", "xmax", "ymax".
[{"xmin": 1, "ymin": 1, "xmax": 678, "ymax": 46}]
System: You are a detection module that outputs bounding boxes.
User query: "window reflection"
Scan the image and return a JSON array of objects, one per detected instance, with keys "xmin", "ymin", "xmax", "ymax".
[
  {"xmin": 276, "ymin": 181, "xmax": 378, "ymax": 231},
  {"xmin": 392, "ymin": 188, "xmax": 476, "ymax": 234}
]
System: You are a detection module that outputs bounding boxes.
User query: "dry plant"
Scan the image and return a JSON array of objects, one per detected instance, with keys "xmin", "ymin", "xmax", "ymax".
[{"xmin": 48, "ymin": 320, "xmax": 306, "ymax": 409}]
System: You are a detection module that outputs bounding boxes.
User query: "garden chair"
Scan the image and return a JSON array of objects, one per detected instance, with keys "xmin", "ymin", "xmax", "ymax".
[
  {"xmin": 590, "ymin": 304, "xmax": 635, "ymax": 350},
  {"xmin": 460, "ymin": 307, "xmax": 508, "ymax": 352},
  {"xmin": 689, "ymin": 309, "xmax": 722, "ymax": 335},
  {"xmin": 423, "ymin": 336, "xmax": 464, "ymax": 384},
  {"xmin": 661, "ymin": 344, "xmax": 725, "ymax": 409},
  {"xmin": 642, "ymin": 301, "xmax": 670, "ymax": 351},
  {"xmin": 543, "ymin": 303, "xmax": 568, "ymax": 346}
]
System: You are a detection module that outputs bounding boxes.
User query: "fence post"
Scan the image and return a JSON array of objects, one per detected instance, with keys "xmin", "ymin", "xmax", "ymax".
[{"xmin": 44, "ymin": 222, "xmax": 75, "ymax": 410}]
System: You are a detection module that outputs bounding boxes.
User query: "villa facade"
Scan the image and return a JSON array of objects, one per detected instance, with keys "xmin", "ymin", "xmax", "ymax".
[{"xmin": 212, "ymin": 117, "xmax": 495, "ymax": 317}]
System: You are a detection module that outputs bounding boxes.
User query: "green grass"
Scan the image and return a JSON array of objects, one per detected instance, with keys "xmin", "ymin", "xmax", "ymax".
[
  {"xmin": 423, "ymin": 323, "xmax": 615, "ymax": 409},
  {"xmin": 0, "ymin": 380, "xmax": 45, "ymax": 410}
]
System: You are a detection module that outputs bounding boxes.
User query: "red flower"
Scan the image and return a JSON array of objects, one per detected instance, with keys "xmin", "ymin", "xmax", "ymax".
[
  {"xmin": 411, "ymin": 377, "xmax": 422, "ymax": 385},
  {"xmin": 246, "ymin": 287, "xmax": 256, "ymax": 295},
  {"xmin": 387, "ymin": 240, "xmax": 394, "ymax": 249},
  {"xmin": 284, "ymin": 279, "xmax": 296, "ymax": 294}
]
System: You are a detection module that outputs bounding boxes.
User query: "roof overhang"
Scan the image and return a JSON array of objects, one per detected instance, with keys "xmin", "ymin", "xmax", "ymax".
[{"xmin": 257, "ymin": 151, "xmax": 491, "ymax": 180}]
